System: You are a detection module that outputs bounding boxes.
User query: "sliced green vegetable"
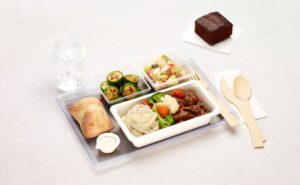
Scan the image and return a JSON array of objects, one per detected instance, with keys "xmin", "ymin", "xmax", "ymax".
[
  {"xmin": 107, "ymin": 71, "xmax": 123, "ymax": 86},
  {"xmin": 104, "ymin": 85, "xmax": 120, "ymax": 101},
  {"xmin": 122, "ymin": 82, "xmax": 139, "ymax": 97},
  {"xmin": 124, "ymin": 74, "xmax": 139, "ymax": 85},
  {"xmin": 102, "ymin": 71, "xmax": 143, "ymax": 102},
  {"xmin": 148, "ymin": 92, "xmax": 166, "ymax": 105},
  {"xmin": 100, "ymin": 81, "xmax": 110, "ymax": 91}
]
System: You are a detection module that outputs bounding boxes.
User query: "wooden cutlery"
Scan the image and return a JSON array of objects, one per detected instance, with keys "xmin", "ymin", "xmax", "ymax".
[{"xmin": 220, "ymin": 76, "xmax": 265, "ymax": 148}]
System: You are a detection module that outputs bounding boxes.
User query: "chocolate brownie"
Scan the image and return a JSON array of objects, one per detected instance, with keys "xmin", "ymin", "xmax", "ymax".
[{"xmin": 195, "ymin": 12, "xmax": 233, "ymax": 45}]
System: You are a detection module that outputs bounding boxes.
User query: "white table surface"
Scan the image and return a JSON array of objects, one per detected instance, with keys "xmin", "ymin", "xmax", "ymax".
[{"xmin": 1, "ymin": 0, "xmax": 300, "ymax": 184}]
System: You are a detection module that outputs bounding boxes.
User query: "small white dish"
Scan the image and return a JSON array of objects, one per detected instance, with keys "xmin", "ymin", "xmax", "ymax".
[
  {"xmin": 110, "ymin": 80, "xmax": 220, "ymax": 147},
  {"xmin": 95, "ymin": 133, "xmax": 120, "ymax": 153}
]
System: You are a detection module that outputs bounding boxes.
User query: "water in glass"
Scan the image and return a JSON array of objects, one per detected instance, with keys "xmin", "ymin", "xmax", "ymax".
[{"xmin": 46, "ymin": 35, "xmax": 87, "ymax": 91}]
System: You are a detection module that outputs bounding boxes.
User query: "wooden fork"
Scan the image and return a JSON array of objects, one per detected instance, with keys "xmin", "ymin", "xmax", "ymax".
[{"xmin": 190, "ymin": 73, "xmax": 239, "ymax": 128}]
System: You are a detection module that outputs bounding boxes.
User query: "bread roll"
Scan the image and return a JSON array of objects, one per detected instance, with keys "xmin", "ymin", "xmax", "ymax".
[{"xmin": 68, "ymin": 97, "xmax": 114, "ymax": 139}]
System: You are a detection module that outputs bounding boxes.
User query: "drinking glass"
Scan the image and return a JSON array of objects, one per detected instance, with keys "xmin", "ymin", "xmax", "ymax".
[{"xmin": 46, "ymin": 35, "xmax": 87, "ymax": 91}]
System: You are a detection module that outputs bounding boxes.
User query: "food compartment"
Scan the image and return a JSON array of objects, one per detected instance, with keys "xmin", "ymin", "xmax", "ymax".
[
  {"xmin": 98, "ymin": 63, "xmax": 152, "ymax": 105},
  {"xmin": 110, "ymin": 80, "xmax": 220, "ymax": 147},
  {"xmin": 135, "ymin": 49, "xmax": 195, "ymax": 91}
]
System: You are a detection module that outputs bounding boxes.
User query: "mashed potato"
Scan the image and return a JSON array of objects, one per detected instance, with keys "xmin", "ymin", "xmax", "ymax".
[{"xmin": 122, "ymin": 104, "xmax": 159, "ymax": 137}]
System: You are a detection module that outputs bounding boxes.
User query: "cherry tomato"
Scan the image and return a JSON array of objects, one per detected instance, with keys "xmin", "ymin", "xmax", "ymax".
[{"xmin": 171, "ymin": 89, "xmax": 186, "ymax": 99}]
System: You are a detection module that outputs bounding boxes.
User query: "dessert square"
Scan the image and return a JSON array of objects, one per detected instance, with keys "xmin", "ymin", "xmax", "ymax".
[{"xmin": 195, "ymin": 12, "xmax": 233, "ymax": 45}]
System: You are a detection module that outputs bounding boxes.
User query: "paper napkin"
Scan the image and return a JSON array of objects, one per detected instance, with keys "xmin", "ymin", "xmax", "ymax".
[
  {"xmin": 214, "ymin": 69, "xmax": 267, "ymax": 120},
  {"xmin": 182, "ymin": 22, "xmax": 243, "ymax": 54}
]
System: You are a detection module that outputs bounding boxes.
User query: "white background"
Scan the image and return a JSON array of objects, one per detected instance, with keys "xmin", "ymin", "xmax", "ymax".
[{"xmin": 0, "ymin": 0, "xmax": 300, "ymax": 184}]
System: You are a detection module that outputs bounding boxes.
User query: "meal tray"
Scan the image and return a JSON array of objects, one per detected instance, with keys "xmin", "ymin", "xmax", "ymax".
[{"xmin": 57, "ymin": 57, "xmax": 239, "ymax": 171}]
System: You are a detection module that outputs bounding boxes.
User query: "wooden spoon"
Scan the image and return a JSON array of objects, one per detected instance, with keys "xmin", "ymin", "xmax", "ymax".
[
  {"xmin": 220, "ymin": 78, "xmax": 264, "ymax": 148},
  {"xmin": 233, "ymin": 75, "xmax": 266, "ymax": 143}
]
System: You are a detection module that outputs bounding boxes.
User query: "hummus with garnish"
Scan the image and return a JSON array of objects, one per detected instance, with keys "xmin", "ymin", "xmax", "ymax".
[{"xmin": 122, "ymin": 104, "xmax": 159, "ymax": 137}]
